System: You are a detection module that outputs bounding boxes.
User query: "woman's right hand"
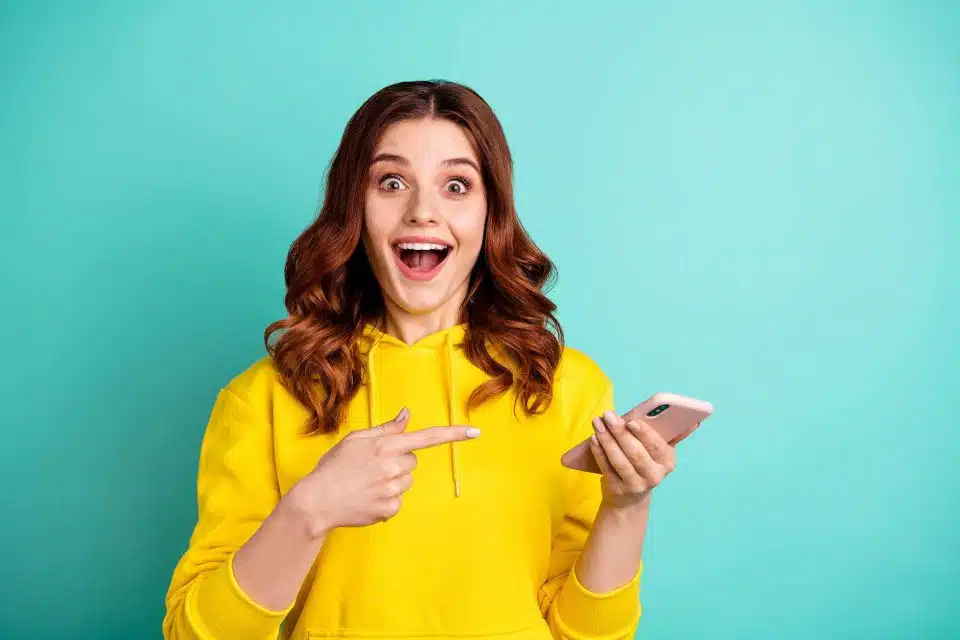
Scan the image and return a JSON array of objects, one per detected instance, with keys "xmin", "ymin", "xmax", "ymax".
[{"xmin": 286, "ymin": 407, "xmax": 479, "ymax": 536}]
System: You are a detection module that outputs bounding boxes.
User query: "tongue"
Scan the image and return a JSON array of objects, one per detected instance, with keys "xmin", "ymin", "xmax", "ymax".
[{"xmin": 406, "ymin": 250, "xmax": 442, "ymax": 271}]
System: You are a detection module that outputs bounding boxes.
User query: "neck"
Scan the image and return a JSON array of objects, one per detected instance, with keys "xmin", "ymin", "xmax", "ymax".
[{"xmin": 382, "ymin": 297, "xmax": 465, "ymax": 346}]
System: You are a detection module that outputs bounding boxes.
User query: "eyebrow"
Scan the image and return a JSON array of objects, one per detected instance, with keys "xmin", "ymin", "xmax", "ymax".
[{"xmin": 370, "ymin": 153, "xmax": 481, "ymax": 175}]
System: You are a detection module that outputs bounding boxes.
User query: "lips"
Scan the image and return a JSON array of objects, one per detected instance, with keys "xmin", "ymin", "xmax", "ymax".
[{"xmin": 391, "ymin": 238, "xmax": 453, "ymax": 282}]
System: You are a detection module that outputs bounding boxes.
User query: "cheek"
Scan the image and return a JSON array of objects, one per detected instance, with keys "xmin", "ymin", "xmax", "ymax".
[
  {"xmin": 361, "ymin": 224, "xmax": 391, "ymax": 274},
  {"xmin": 454, "ymin": 205, "xmax": 487, "ymax": 255},
  {"xmin": 362, "ymin": 204, "xmax": 391, "ymax": 248}
]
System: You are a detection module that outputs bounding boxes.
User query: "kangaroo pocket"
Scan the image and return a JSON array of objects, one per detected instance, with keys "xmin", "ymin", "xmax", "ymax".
[
  {"xmin": 307, "ymin": 622, "xmax": 552, "ymax": 640},
  {"xmin": 296, "ymin": 500, "xmax": 552, "ymax": 639}
]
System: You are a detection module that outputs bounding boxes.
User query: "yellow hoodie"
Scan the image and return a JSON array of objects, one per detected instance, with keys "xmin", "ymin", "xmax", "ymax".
[{"xmin": 164, "ymin": 324, "xmax": 641, "ymax": 640}]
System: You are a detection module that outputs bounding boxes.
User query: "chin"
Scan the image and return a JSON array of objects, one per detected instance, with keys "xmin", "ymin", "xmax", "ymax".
[{"xmin": 388, "ymin": 283, "xmax": 453, "ymax": 316}]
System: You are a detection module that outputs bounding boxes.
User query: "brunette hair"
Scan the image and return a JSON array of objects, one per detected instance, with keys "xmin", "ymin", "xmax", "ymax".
[{"xmin": 265, "ymin": 80, "xmax": 563, "ymax": 433}]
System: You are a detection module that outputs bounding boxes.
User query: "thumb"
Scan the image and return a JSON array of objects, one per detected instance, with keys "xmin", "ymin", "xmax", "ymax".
[{"xmin": 373, "ymin": 407, "xmax": 410, "ymax": 437}]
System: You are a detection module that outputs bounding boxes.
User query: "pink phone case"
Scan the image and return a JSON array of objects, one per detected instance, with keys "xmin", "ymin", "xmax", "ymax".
[{"xmin": 561, "ymin": 392, "xmax": 714, "ymax": 473}]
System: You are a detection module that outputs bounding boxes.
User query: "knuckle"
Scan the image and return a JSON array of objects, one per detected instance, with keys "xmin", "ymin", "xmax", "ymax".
[
  {"xmin": 377, "ymin": 463, "xmax": 397, "ymax": 482},
  {"xmin": 385, "ymin": 461, "xmax": 402, "ymax": 477},
  {"xmin": 385, "ymin": 480, "xmax": 403, "ymax": 496},
  {"xmin": 386, "ymin": 497, "xmax": 402, "ymax": 515}
]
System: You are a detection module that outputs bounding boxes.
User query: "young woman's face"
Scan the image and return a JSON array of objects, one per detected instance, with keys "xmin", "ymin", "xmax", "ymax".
[{"xmin": 363, "ymin": 118, "xmax": 487, "ymax": 320}]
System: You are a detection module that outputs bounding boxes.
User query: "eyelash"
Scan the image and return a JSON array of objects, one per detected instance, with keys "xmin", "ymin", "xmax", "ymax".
[{"xmin": 378, "ymin": 173, "xmax": 472, "ymax": 195}]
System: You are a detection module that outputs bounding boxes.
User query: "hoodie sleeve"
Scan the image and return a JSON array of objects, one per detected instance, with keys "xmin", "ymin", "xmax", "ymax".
[
  {"xmin": 163, "ymin": 384, "xmax": 291, "ymax": 640},
  {"xmin": 539, "ymin": 358, "xmax": 642, "ymax": 640}
]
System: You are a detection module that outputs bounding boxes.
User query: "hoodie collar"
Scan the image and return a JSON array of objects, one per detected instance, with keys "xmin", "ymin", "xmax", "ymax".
[{"xmin": 360, "ymin": 323, "xmax": 466, "ymax": 352}]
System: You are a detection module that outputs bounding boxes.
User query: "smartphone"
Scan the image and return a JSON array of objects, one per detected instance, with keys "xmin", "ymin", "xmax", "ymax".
[{"xmin": 560, "ymin": 392, "xmax": 714, "ymax": 474}]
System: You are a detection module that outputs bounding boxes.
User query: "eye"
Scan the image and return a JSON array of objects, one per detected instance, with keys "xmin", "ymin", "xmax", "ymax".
[
  {"xmin": 445, "ymin": 177, "xmax": 471, "ymax": 195},
  {"xmin": 379, "ymin": 174, "xmax": 407, "ymax": 192}
]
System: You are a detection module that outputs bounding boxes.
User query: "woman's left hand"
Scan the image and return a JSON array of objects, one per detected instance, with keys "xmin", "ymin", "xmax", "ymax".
[{"xmin": 589, "ymin": 410, "xmax": 677, "ymax": 510}]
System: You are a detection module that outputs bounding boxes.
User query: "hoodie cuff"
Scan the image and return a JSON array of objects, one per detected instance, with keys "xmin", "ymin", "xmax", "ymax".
[
  {"xmin": 186, "ymin": 554, "xmax": 291, "ymax": 638},
  {"xmin": 553, "ymin": 563, "xmax": 642, "ymax": 638}
]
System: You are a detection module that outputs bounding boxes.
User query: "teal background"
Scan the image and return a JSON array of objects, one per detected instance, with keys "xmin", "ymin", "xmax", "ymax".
[{"xmin": 1, "ymin": 1, "xmax": 957, "ymax": 638}]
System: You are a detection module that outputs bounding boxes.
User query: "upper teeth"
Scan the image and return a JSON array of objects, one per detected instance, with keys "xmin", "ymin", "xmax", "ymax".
[{"xmin": 396, "ymin": 242, "xmax": 448, "ymax": 251}]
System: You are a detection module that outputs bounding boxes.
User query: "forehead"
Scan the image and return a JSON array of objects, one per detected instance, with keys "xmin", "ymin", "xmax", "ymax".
[{"xmin": 373, "ymin": 118, "xmax": 479, "ymax": 165}]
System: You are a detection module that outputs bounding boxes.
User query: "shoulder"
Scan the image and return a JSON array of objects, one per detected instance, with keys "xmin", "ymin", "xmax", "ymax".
[
  {"xmin": 225, "ymin": 356, "xmax": 283, "ymax": 399},
  {"xmin": 216, "ymin": 356, "xmax": 292, "ymax": 425},
  {"xmin": 556, "ymin": 345, "xmax": 612, "ymax": 391},
  {"xmin": 554, "ymin": 345, "xmax": 615, "ymax": 439}
]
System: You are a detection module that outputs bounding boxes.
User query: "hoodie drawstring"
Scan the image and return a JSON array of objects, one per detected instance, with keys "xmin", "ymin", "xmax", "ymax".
[
  {"xmin": 366, "ymin": 338, "xmax": 380, "ymax": 430},
  {"xmin": 364, "ymin": 328, "xmax": 461, "ymax": 498},
  {"xmin": 445, "ymin": 331, "xmax": 460, "ymax": 498}
]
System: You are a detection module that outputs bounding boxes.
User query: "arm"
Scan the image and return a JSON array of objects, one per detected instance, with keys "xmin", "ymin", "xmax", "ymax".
[
  {"xmin": 231, "ymin": 491, "xmax": 328, "ymax": 611},
  {"xmin": 163, "ymin": 386, "xmax": 321, "ymax": 639},
  {"xmin": 573, "ymin": 496, "xmax": 650, "ymax": 594},
  {"xmin": 164, "ymin": 389, "xmax": 473, "ymax": 639},
  {"xmin": 540, "ymin": 378, "xmax": 644, "ymax": 640},
  {"xmin": 579, "ymin": 406, "xmax": 680, "ymax": 594}
]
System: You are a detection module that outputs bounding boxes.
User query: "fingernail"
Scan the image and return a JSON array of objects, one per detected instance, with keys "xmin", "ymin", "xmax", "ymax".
[
  {"xmin": 465, "ymin": 427, "xmax": 481, "ymax": 438},
  {"xmin": 397, "ymin": 407, "xmax": 408, "ymax": 421},
  {"xmin": 626, "ymin": 421, "xmax": 640, "ymax": 431},
  {"xmin": 590, "ymin": 434, "xmax": 599, "ymax": 446},
  {"xmin": 593, "ymin": 417, "xmax": 606, "ymax": 433},
  {"xmin": 604, "ymin": 410, "xmax": 618, "ymax": 423}
]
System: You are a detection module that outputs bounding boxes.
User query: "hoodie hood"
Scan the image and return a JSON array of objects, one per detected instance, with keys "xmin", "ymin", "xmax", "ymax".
[{"xmin": 359, "ymin": 323, "xmax": 467, "ymax": 497}]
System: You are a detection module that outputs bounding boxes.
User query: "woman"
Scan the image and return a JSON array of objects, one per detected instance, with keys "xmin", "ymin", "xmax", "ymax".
[{"xmin": 164, "ymin": 80, "xmax": 680, "ymax": 640}]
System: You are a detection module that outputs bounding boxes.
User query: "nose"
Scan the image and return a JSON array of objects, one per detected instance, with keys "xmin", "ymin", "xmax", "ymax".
[{"xmin": 405, "ymin": 189, "xmax": 439, "ymax": 226}]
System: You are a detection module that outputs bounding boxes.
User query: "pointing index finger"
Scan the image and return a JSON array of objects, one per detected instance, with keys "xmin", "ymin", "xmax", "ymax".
[{"xmin": 381, "ymin": 425, "xmax": 480, "ymax": 454}]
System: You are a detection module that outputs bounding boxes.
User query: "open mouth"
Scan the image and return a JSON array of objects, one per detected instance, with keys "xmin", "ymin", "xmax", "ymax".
[{"xmin": 392, "ymin": 241, "xmax": 452, "ymax": 280}]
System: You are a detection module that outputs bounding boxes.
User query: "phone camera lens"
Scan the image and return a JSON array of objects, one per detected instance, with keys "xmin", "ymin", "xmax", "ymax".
[{"xmin": 646, "ymin": 404, "xmax": 670, "ymax": 417}]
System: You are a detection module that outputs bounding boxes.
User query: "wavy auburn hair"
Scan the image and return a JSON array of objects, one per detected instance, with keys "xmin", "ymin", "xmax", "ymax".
[{"xmin": 265, "ymin": 80, "xmax": 563, "ymax": 434}]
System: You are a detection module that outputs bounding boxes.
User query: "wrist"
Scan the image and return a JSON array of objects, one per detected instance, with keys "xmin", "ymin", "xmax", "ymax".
[
  {"xmin": 281, "ymin": 485, "xmax": 334, "ymax": 541},
  {"xmin": 600, "ymin": 492, "xmax": 652, "ymax": 521}
]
